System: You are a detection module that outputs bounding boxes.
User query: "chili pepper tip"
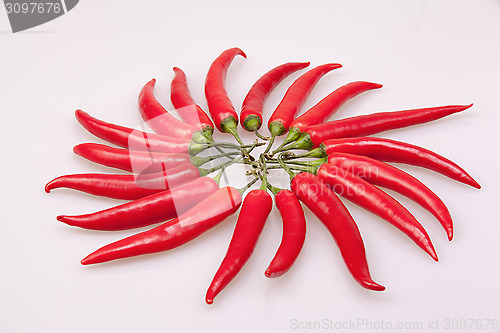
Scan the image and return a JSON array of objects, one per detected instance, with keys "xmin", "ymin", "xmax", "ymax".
[
  {"xmin": 234, "ymin": 47, "xmax": 247, "ymax": 59},
  {"xmin": 264, "ymin": 269, "xmax": 280, "ymax": 278},
  {"xmin": 44, "ymin": 179, "xmax": 58, "ymax": 192},
  {"xmin": 429, "ymin": 248, "xmax": 439, "ymax": 262},
  {"xmin": 81, "ymin": 253, "xmax": 100, "ymax": 265},
  {"xmin": 361, "ymin": 280, "xmax": 386, "ymax": 292},
  {"xmin": 57, "ymin": 215, "xmax": 80, "ymax": 228},
  {"xmin": 470, "ymin": 180, "xmax": 481, "ymax": 189}
]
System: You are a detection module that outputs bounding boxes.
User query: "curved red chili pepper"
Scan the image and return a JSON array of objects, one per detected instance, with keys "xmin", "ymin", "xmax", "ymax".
[
  {"xmin": 293, "ymin": 104, "xmax": 473, "ymax": 150},
  {"xmin": 75, "ymin": 109, "xmax": 190, "ymax": 153},
  {"xmin": 328, "ymin": 153, "xmax": 454, "ymax": 240},
  {"xmin": 57, "ymin": 177, "xmax": 219, "ymax": 231},
  {"xmin": 268, "ymin": 63, "xmax": 342, "ymax": 137},
  {"xmin": 73, "ymin": 143, "xmax": 190, "ymax": 173},
  {"xmin": 317, "ymin": 164, "xmax": 438, "ymax": 261},
  {"xmin": 139, "ymin": 78, "xmax": 200, "ymax": 140},
  {"xmin": 291, "ymin": 81, "xmax": 383, "ymax": 131},
  {"xmin": 44, "ymin": 163, "xmax": 200, "ymax": 200},
  {"xmin": 320, "ymin": 137, "xmax": 480, "ymax": 189},
  {"xmin": 205, "ymin": 47, "xmax": 246, "ymax": 134},
  {"xmin": 81, "ymin": 186, "xmax": 242, "ymax": 265},
  {"xmin": 206, "ymin": 189, "xmax": 272, "ymax": 304},
  {"xmin": 171, "ymin": 67, "xmax": 215, "ymax": 137},
  {"xmin": 265, "ymin": 189, "xmax": 306, "ymax": 278},
  {"xmin": 278, "ymin": 81, "xmax": 382, "ymax": 149},
  {"xmin": 290, "ymin": 172, "xmax": 385, "ymax": 291},
  {"xmin": 240, "ymin": 62, "xmax": 310, "ymax": 132}
]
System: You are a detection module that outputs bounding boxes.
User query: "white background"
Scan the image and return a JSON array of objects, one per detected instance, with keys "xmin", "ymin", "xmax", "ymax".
[{"xmin": 1, "ymin": 1, "xmax": 499, "ymax": 332}]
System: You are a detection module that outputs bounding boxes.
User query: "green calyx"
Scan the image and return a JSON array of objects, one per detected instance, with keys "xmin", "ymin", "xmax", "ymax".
[
  {"xmin": 202, "ymin": 126, "xmax": 215, "ymax": 141},
  {"xmin": 188, "ymin": 141, "xmax": 207, "ymax": 155},
  {"xmin": 242, "ymin": 115, "xmax": 262, "ymax": 132},
  {"xmin": 220, "ymin": 116, "xmax": 245, "ymax": 148},
  {"xmin": 280, "ymin": 132, "xmax": 314, "ymax": 152},
  {"xmin": 268, "ymin": 121, "xmax": 286, "ymax": 137},
  {"xmin": 291, "ymin": 144, "xmax": 327, "ymax": 159},
  {"xmin": 271, "ymin": 127, "xmax": 302, "ymax": 155},
  {"xmin": 220, "ymin": 116, "xmax": 238, "ymax": 135},
  {"xmin": 191, "ymin": 130, "xmax": 210, "ymax": 144}
]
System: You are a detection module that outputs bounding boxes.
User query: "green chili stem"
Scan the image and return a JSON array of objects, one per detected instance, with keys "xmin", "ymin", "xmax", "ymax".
[
  {"xmin": 263, "ymin": 134, "xmax": 276, "ymax": 155},
  {"xmin": 254, "ymin": 130, "xmax": 270, "ymax": 141},
  {"xmin": 259, "ymin": 155, "xmax": 268, "ymax": 191},
  {"xmin": 213, "ymin": 145, "xmax": 231, "ymax": 160},
  {"xmin": 282, "ymin": 156, "xmax": 327, "ymax": 167},
  {"xmin": 199, "ymin": 156, "xmax": 243, "ymax": 176},
  {"xmin": 246, "ymin": 140, "xmax": 261, "ymax": 155},
  {"xmin": 290, "ymin": 146, "xmax": 327, "ymax": 159},
  {"xmin": 277, "ymin": 153, "xmax": 296, "ymax": 180},
  {"xmin": 271, "ymin": 127, "xmax": 302, "ymax": 155},
  {"xmin": 237, "ymin": 177, "xmax": 259, "ymax": 195},
  {"xmin": 266, "ymin": 183, "xmax": 282, "ymax": 196},
  {"xmin": 191, "ymin": 151, "xmax": 240, "ymax": 167},
  {"xmin": 289, "ymin": 164, "xmax": 318, "ymax": 174},
  {"xmin": 211, "ymin": 167, "xmax": 225, "ymax": 185}
]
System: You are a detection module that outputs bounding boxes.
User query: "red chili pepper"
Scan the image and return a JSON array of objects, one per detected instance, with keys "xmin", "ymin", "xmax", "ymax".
[
  {"xmin": 75, "ymin": 109, "xmax": 190, "ymax": 153},
  {"xmin": 206, "ymin": 189, "xmax": 273, "ymax": 304},
  {"xmin": 73, "ymin": 143, "xmax": 189, "ymax": 173},
  {"xmin": 205, "ymin": 48, "xmax": 246, "ymax": 139},
  {"xmin": 276, "ymin": 81, "xmax": 382, "ymax": 151},
  {"xmin": 265, "ymin": 189, "xmax": 306, "ymax": 278},
  {"xmin": 57, "ymin": 177, "xmax": 219, "ymax": 231},
  {"xmin": 44, "ymin": 163, "xmax": 200, "ymax": 200},
  {"xmin": 139, "ymin": 79, "xmax": 208, "ymax": 143},
  {"xmin": 288, "ymin": 104, "xmax": 472, "ymax": 151},
  {"xmin": 316, "ymin": 137, "xmax": 480, "ymax": 189},
  {"xmin": 290, "ymin": 172, "xmax": 385, "ymax": 291},
  {"xmin": 171, "ymin": 67, "xmax": 215, "ymax": 139},
  {"xmin": 268, "ymin": 63, "xmax": 342, "ymax": 138},
  {"xmin": 240, "ymin": 62, "xmax": 310, "ymax": 132},
  {"xmin": 317, "ymin": 164, "xmax": 438, "ymax": 261},
  {"xmin": 81, "ymin": 186, "xmax": 242, "ymax": 265},
  {"xmin": 328, "ymin": 153, "xmax": 453, "ymax": 240}
]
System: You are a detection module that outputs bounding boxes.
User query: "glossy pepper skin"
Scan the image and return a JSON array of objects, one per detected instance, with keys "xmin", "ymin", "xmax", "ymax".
[
  {"xmin": 205, "ymin": 47, "xmax": 246, "ymax": 133},
  {"xmin": 75, "ymin": 109, "xmax": 190, "ymax": 153},
  {"xmin": 73, "ymin": 143, "xmax": 189, "ymax": 173},
  {"xmin": 291, "ymin": 81, "xmax": 383, "ymax": 131},
  {"xmin": 206, "ymin": 189, "xmax": 273, "ymax": 304},
  {"xmin": 298, "ymin": 104, "xmax": 473, "ymax": 149},
  {"xmin": 320, "ymin": 137, "xmax": 480, "ymax": 189},
  {"xmin": 44, "ymin": 163, "xmax": 200, "ymax": 200},
  {"xmin": 57, "ymin": 177, "xmax": 219, "ymax": 231},
  {"xmin": 268, "ymin": 63, "xmax": 342, "ymax": 137},
  {"xmin": 240, "ymin": 62, "xmax": 310, "ymax": 131},
  {"xmin": 291, "ymin": 172, "xmax": 385, "ymax": 291},
  {"xmin": 317, "ymin": 164, "xmax": 438, "ymax": 261},
  {"xmin": 81, "ymin": 186, "xmax": 242, "ymax": 265},
  {"xmin": 265, "ymin": 189, "xmax": 306, "ymax": 278},
  {"xmin": 328, "ymin": 153, "xmax": 454, "ymax": 240},
  {"xmin": 171, "ymin": 67, "xmax": 215, "ymax": 138},
  {"xmin": 280, "ymin": 81, "xmax": 383, "ymax": 148},
  {"xmin": 139, "ymin": 79, "xmax": 203, "ymax": 141}
]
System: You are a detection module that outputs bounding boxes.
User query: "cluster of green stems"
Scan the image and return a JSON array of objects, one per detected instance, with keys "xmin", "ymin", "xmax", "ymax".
[{"xmin": 189, "ymin": 132, "xmax": 325, "ymax": 194}]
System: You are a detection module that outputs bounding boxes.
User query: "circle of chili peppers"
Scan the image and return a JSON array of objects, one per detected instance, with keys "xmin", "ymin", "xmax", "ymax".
[{"xmin": 46, "ymin": 47, "xmax": 480, "ymax": 304}]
